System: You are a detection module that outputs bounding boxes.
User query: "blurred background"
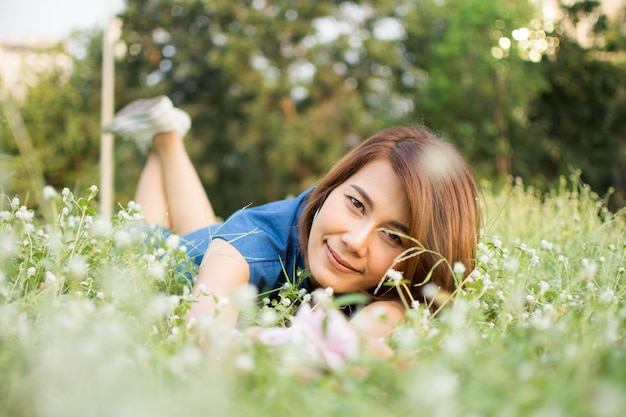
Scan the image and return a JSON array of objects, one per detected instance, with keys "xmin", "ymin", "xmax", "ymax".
[{"xmin": 1, "ymin": 0, "xmax": 625, "ymax": 216}]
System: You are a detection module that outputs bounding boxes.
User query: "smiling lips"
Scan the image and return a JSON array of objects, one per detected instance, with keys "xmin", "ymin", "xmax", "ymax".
[{"xmin": 325, "ymin": 242, "xmax": 361, "ymax": 274}]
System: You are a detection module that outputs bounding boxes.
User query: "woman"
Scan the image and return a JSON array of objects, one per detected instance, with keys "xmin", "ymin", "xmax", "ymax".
[{"xmin": 106, "ymin": 96, "xmax": 479, "ymax": 339}]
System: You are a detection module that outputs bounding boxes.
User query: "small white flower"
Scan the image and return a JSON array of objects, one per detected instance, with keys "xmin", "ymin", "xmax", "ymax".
[
  {"xmin": 62, "ymin": 207, "xmax": 70, "ymax": 216},
  {"xmin": 26, "ymin": 267, "xmax": 36, "ymax": 276},
  {"xmin": 165, "ymin": 234, "xmax": 180, "ymax": 250},
  {"xmin": 43, "ymin": 186, "xmax": 57, "ymax": 200},
  {"xmin": 0, "ymin": 211, "xmax": 10, "ymax": 221},
  {"xmin": 387, "ymin": 268, "xmax": 404, "ymax": 284},
  {"xmin": 216, "ymin": 297, "xmax": 229, "ymax": 310},
  {"xmin": 599, "ymin": 289, "xmax": 616, "ymax": 304},
  {"xmin": 411, "ymin": 300, "xmax": 421, "ymax": 309},
  {"xmin": 15, "ymin": 206, "xmax": 34, "ymax": 222},
  {"xmin": 233, "ymin": 354, "xmax": 255, "ymax": 371},
  {"xmin": 11, "ymin": 197, "xmax": 20, "ymax": 209},
  {"xmin": 196, "ymin": 283, "xmax": 207, "ymax": 295},
  {"xmin": 528, "ymin": 255, "xmax": 540, "ymax": 266},
  {"xmin": 68, "ymin": 257, "xmax": 88, "ymax": 279},
  {"xmin": 281, "ymin": 297, "xmax": 292, "ymax": 307},
  {"xmin": 45, "ymin": 271, "xmax": 57, "ymax": 285},
  {"xmin": 89, "ymin": 185, "xmax": 98, "ymax": 193},
  {"xmin": 61, "ymin": 188, "xmax": 70, "ymax": 197},
  {"xmin": 96, "ymin": 291, "xmax": 105, "ymax": 300},
  {"xmin": 259, "ymin": 309, "xmax": 277, "ymax": 326},
  {"xmin": 302, "ymin": 293, "xmax": 312, "ymax": 303},
  {"xmin": 453, "ymin": 262, "xmax": 466, "ymax": 275},
  {"xmin": 147, "ymin": 262, "xmax": 165, "ymax": 281},
  {"xmin": 114, "ymin": 230, "xmax": 132, "ymax": 247}
]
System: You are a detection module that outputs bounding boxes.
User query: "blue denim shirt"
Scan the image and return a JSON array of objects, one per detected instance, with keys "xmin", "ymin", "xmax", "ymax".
[{"xmin": 181, "ymin": 187, "xmax": 314, "ymax": 295}]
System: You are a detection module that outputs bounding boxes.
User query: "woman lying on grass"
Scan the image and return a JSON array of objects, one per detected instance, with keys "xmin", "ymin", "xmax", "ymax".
[{"xmin": 105, "ymin": 96, "xmax": 479, "ymax": 344}]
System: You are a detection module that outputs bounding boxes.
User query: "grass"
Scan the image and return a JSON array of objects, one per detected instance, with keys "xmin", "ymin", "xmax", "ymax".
[{"xmin": 0, "ymin": 176, "xmax": 624, "ymax": 417}]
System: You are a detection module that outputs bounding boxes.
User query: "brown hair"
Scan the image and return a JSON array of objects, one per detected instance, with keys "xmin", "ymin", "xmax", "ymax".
[{"xmin": 299, "ymin": 125, "xmax": 479, "ymax": 303}]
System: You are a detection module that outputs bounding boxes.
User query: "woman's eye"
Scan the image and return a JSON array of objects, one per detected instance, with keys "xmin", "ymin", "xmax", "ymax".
[
  {"xmin": 349, "ymin": 197, "xmax": 364, "ymax": 211},
  {"xmin": 386, "ymin": 231, "xmax": 403, "ymax": 245}
]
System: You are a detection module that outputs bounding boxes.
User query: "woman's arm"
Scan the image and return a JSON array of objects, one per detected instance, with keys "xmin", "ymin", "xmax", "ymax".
[
  {"xmin": 187, "ymin": 238, "xmax": 250, "ymax": 327},
  {"xmin": 350, "ymin": 300, "xmax": 405, "ymax": 338},
  {"xmin": 349, "ymin": 300, "xmax": 404, "ymax": 357}
]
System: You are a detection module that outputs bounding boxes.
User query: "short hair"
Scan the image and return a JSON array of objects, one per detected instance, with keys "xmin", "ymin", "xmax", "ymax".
[{"xmin": 299, "ymin": 125, "xmax": 479, "ymax": 303}]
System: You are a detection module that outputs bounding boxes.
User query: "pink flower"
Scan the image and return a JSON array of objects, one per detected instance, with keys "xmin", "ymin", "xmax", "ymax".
[{"xmin": 256, "ymin": 303, "xmax": 360, "ymax": 370}]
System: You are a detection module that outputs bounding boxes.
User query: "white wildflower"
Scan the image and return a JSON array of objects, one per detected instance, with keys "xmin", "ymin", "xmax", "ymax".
[
  {"xmin": 504, "ymin": 258, "xmax": 520, "ymax": 272},
  {"xmin": 234, "ymin": 285, "xmax": 258, "ymax": 309},
  {"xmin": 233, "ymin": 354, "xmax": 256, "ymax": 371},
  {"xmin": 599, "ymin": 289, "xmax": 616, "ymax": 304},
  {"xmin": 68, "ymin": 257, "xmax": 88, "ymax": 280},
  {"xmin": 453, "ymin": 262, "xmax": 466, "ymax": 275},
  {"xmin": 540, "ymin": 239, "xmax": 554, "ymax": 250},
  {"xmin": 114, "ymin": 230, "xmax": 132, "ymax": 247},
  {"xmin": 259, "ymin": 309, "xmax": 278, "ymax": 326},
  {"xmin": 61, "ymin": 187, "xmax": 70, "ymax": 197},
  {"xmin": 96, "ymin": 291, "xmax": 105, "ymax": 300},
  {"xmin": 492, "ymin": 236, "xmax": 503, "ymax": 249},
  {"xmin": 196, "ymin": 283, "xmax": 207, "ymax": 295},
  {"xmin": 0, "ymin": 211, "xmax": 10, "ymax": 221},
  {"xmin": 411, "ymin": 299, "xmax": 421, "ymax": 309},
  {"xmin": 539, "ymin": 281, "xmax": 550, "ymax": 294},
  {"xmin": 216, "ymin": 297, "xmax": 229, "ymax": 310},
  {"xmin": 302, "ymin": 293, "xmax": 312, "ymax": 303},
  {"xmin": 26, "ymin": 267, "xmax": 36, "ymax": 276},
  {"xmin": 147, "ymin": 262, "xmax": 165, "ymax": 281},
  {"xmin": 386, "ymin": 268, "xmax": 404, "ymax": 285},
  {"xmin": 89, "ymin": 185, "xmax": 98, "ymax": 193},
  {"xmin": 529, "ymin": 255, "xmax": 540, "ymax": 266},
  {"xmin": 281, "ymin": 297, "xmax": 292, "ymax": 307},
  {"xmin": 42, "ymin": 186, "xmax": 57, "ymax": 200},
  {"xmin": 45, "ymin": 271, "xmax": 58, "ymax": 285},
  {"xmin": 15, "ymin": 206, "xmax": 34, "ymax": 222},
  {"xmin": 62, "ymin": 207, "xmax": 70, "ymax": 216},
  {"xmin": 165, "ymin": 234, "xmax": 180, "ymax": 250}
]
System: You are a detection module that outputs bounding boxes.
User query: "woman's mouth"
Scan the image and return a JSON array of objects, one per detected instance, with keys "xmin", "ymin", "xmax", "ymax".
[{"xmin": 325, "ymin": 242, "xmax": 360, "ymax": 274}]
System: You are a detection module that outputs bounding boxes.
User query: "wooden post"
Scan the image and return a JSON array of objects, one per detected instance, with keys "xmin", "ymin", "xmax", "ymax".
[{"xmin": 100, "ymin": 16, "xmax": 116, "ymax": 218}]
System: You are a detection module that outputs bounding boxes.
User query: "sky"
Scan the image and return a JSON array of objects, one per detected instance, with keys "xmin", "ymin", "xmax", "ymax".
[{"xmin": 0, "ymin": 0, "xmax": 125, "ymax": 43}]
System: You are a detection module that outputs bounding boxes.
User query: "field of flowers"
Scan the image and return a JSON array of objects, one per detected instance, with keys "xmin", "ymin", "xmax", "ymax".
[{"xmin": 0, "ymin": 176, "xmax": 624, "ymax": 417}]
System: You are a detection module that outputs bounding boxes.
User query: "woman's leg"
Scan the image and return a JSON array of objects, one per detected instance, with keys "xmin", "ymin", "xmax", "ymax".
[
  {"xmin": 134, "ymin": 151, "xmax": 171, "ymax": 229},
  {"xmin": 107, "ymin": 96, "xmax": 219, "ymax": 235},
  {"xmin": 148, "ymin": 131, "xmax": 217, "ymax": 235}
]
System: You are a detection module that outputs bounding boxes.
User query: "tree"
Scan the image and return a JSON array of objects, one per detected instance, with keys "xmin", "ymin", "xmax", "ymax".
[
  {"xmin": 525, "ymin": 0, "xmax": 626, "ymax": 209},
  {"xmin": 396, "ymin": 0, "xmax": 542, "ymax": 181}
]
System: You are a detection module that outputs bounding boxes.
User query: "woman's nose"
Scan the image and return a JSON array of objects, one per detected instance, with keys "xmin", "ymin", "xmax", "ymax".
[{"xmin": 342, "ymin": 224, "xmax": 372, "ymax": 256}]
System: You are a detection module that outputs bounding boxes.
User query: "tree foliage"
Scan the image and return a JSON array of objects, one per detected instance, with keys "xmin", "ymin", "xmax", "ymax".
[
  {"xmin": 524, "ymin": 0, "xmax": 626, "ymax": 209},
  {"xmin": 1, "ymin": 0, "xmax": 624, "ymax": 213}
]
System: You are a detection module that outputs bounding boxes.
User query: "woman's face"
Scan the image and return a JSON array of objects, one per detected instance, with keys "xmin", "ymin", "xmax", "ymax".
[{"xmin": 307, "ymin": 158, "xmax": 410, "ymax": 294}]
